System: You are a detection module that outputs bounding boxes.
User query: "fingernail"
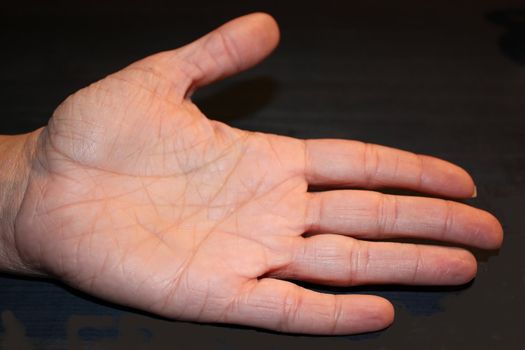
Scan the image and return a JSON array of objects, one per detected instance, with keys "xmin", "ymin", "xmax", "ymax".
[{"xmin": 472, "ymin": 186, "xmax": 477, "ymax": 198}]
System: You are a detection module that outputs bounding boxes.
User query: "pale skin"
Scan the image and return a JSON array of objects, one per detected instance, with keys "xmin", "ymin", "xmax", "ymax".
[{"xmin": 0, "ymin": 13, "xmax": 503, "ymax": 334}]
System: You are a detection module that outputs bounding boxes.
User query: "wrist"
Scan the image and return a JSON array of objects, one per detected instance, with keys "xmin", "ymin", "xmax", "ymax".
[{"xmin": 0, "ymin": 129, "xmax": 42, "ymax": 275}]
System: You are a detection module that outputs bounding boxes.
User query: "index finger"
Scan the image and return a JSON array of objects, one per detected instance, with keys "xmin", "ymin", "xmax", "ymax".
[{"xmin": 303, "ymin": 139, "xmax": 476, "ymax": 198}]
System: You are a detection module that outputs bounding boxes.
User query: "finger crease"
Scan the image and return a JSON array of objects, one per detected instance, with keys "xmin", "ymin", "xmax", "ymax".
[
  {"xmin": 442, "ymin": 200, "xmax": 455, "ymax": 241},
  {"xmin": 412, "ymin": 245, "xmax": 423, "ymax": 284}
]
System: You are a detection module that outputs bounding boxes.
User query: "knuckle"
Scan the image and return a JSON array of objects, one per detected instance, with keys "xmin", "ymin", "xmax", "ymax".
[
  {"xmin": 412, "ymin": 245, "xmax": 423, "ymax": 283},
  {"xmin": 375, "ymin": 194, "xmax": 398, "ymax": 235},
  {"xmin": 441, "ymin": 200, "xmax": 455, "ymax": 240},
  {"xmin": 363, "ymin": 142, "xmax": 379, "ymax": 186},
  {"xmin": 329, "ymin": 295, "xmax": 344, "ymax": 334},
  {"xmin": 414, "ymin": 154, "xmax": 425, "ymax": 190},
  {"xmin": 278, "ymin": 286, "xmax": 302, "ymax": 332},
  {"xmin": 349, "ymin": 240, "xmax": 369, "ymax": 285}
]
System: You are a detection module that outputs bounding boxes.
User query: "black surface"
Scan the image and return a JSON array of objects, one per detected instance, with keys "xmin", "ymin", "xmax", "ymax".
[{"xmin": 0, "ymin": 1, "xmax": 524, "ymax": 349}]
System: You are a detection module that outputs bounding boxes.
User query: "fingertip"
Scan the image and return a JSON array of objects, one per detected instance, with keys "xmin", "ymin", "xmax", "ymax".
[
  {"xmin": 249, "ymin": 12, "xmax": 280, "ymax": 48},
  {"xmin": 461, "ymin": 167, "xmax": 477, "ymax": 199},
  {"xmin": 421, "ymin": 155, "xmax": 477, "ymax": 198},
  {"xmin": 368, "ymin": 296, "xmax": 395, "ymax": 332},
  {"xmin": 345, "ymin": 295, "xmax": 394, "ymax": 334},
  {"xmin": 377, "ymin": 297, "xmax": 395, "ymax": 329},
  {"xmin": 493, "ymin": 220, "xmax": 504, "ymax": 248},
  {"xmin": 467, "ymin": 209, "xmax": 504, "ymax": 250},
  {"xmin": 234, "ymin": 12, "xmax": 280, "ymax": 67},
  {"xmin": 457, "ymin": 249, "xmax": 478, "ymax": 284},
  {"xmin": 483, "ymin": 212, "xmax": 504, "ymax": 249},
  {"xmin": 425, "ymin": 247, "xmax": 478, "ymax": 285},
  {"xmin": 446, "ymin": 162, "xmax": 477, "ymax": 199},
  {"xmin": 150, "ymin": 12, "xmax": 282, "ymax": 95}
]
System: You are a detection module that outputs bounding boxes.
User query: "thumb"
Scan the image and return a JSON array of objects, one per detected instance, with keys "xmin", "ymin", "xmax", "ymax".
[{"xmin": 134, "ymin": 13, "xmax": 280, "ymax": 98}]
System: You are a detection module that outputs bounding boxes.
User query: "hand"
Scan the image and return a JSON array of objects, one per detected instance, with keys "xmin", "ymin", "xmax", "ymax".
[{"xmin": 12, "ymin": 13, "xmax": 502, "ymax": 334}]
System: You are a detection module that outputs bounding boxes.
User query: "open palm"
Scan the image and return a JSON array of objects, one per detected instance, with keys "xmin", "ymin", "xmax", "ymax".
[{"xmin": 14, "ymin": 13, "xmax": 502, "ymax": 334}]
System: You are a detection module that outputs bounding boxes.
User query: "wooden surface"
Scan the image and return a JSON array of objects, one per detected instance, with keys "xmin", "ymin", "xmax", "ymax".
[{"xmin": 0, "ymin": 1, "xmax": 524, "ymax": 349}]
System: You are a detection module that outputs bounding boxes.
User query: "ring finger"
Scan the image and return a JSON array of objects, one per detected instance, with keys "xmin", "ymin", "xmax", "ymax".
[{"xmin": 270, "ymin": 234, "xmax": 477, "ymax": 286}]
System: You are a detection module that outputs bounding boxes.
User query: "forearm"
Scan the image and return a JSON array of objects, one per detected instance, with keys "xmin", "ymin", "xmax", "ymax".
[{"xmin": 0, "ymin": 131, "xmax": 40, "ymax": 274}]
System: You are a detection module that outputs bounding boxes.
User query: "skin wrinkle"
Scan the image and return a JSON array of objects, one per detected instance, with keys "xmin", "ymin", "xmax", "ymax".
[
  {"xmin": 313, "ymin": 190, "xmax": 324, "ymax": 233},
  {"xmin": 54, "ymin": 76, "xmax": 213, "ymax": 175},
  {"xmin": 218, "ymin": 231, "xmax": 270, "ymax": 277},
  {"xmin": 203, "ymin": 31, "xmax": 239, "ymax": 83},
  {"xmin": 41, "ymin": 188, "xmax": 142, "ymax": 216},
  {"xmin": 50, "ymin": 121, "xmax": 99, "ymax": 153},
  {"xmin": 154, "ymin": 135, "xmax": 209, "ymax": 161},
  {"xmin": 376, "ymin": 193, "xmax": 388, "ymax": 236},
  {"xmin": 348, "ymin": 239, "xmax": 359, "ymax": 286},
  {"xmin": 64, "ymin": 200, "xmax": 106, "ymax": 278},
  {"xmin": 302, "ymin": 192, "xmax": 313, "ymax": 235},
  {"xmin": 180, "ymin": 56, "xmax": 206, "ymax": 99},
  {"xmin": 331, "ymin": 294, "xmax": 344, "ymax": 334},
  {"xmin": 392, "ymin": 151, "xmax": 401, "ymax": 184},
  {"xmin": 415, "ymin": 153, "xmax": 425, "ymax": 192},
  {"xmin": 412, "ymin": 244, "xmax": 423, "ymax": 284},
  {"xmin": 134, "ymin": 243, "xmax": 174, "ymax": 307},
  {"xmin": 187, "ymin": 44, "xmax": 210, "ymax": 82},
  {"xmin": 97, "ymin": 86, "xmax": 123, "ymax": 163},
  {"xmin": 265, "ymin": 134, "xmax": 286, "ymax": 170},
  {"xmin": 8, "ymin": 144, "xmax": 42, "ymax": 274},
  {"xmin": 238, "ymin": 172, "xmax": 266, "ymax": 203},
  {"xmin": 142, "ymin": 179, "xmax": 161, "ymax": 218},
  {"xmin": 363, "ymin": 142, "xmax": 380, "ymax": 188},
  {"xmin": 189, "ymin": 30, "xmax": 241, "ymax": 92},
  {"xmin": 160, "ymin": 169, "xmax": 300, "ymax": 313},
  {"xmin": 46, "ymin": 127, "xmax": 183, "ymax": 179},
  {"xmin": 175, "ymin": 102, "xmax": 207, "ymax": 133},
  {"xmin": 442, "ymin": 200, "xmax": 455, "ymax": 242},
  {"xmin": 390, "ymin": 195, "xmax": 399, "ymax": 235},
  {"xmin": 171, "ymin": 131, "xmax": 249, "ymax": 179},
  {"xmin": 279, "ymin": 284, "xmax": 301, "ymax": 333},
  {"xmin": 203, "ymin": 135, "xmax": 289, "ymax": 215},
  {"xmin": 113, "ymin": 233, "xmax": 143, "ymax": 290},
  {"xmin": 194, "ymin": 279, "xmax": 212, "ymax": 320},
  {"xmin": 160, "ymin": 227, "xmax": 215, "ymax": 311},
  {"xmin": 249, "ymin": 285, "xmax": 285, "ymax": 314},
  {"xmin": 160, "ymin": 128, "xmax": 167, "ymax": 172},
  {"xmin": 384, "ymin": 195, "xmax": 399, "ymax": 236},
  {"xmin": 381, "ymin": 194, "xmax": 398, "ymax": 237},
  {"xmin": 215, "ymin": 28, "xmax": 243, "ymax": 73},
  {"xmin": 361, "ymin": 241, "xmax": 372, "ymax": 283},
  {"xmin": 267, "ymin": 177, "xmax": 306, "ymax": 217},
  {"xmin": 144, "ymin": 250, "xmax": 188, "ymax": 305},
  {"xmin": 469, "ymin": 221, "xmax": 483, "ymax": 248},
  {"xmin": 275, "ymin": 237, "xmax": 305, "ymax": 279},
  {"xmin": 110, "ymin": 65, "xmax": 186, "ymax": 105},
  {"xmin": 154, "ymin": 203, "xmax": 201, "ymax": 247},
  {"xmin": 134, "ymin": 214, "xmax": 173, "ymax": 254},
  {"xmin": 65, "ymin": 93, "xmax": 105, "ymax": 158},
  {"xmin": 91, "ymin": 248, "xmax": 110, "ymax": 291},
  {"xmin": 67, "ymin": 226, "xmax": 85, "ymax": 279},
  {"xmin": 220, "ymin": 278, "xmax": 258, "ymax": 324},
  {"xmin": 204, "ymin": 136, "xmax": 248, "ymax": 212},
  {"xmin": 51, "ymin": 115, "xmax": 100, "ymax": 134},
  {"xmin": 302, "ymin": 139, "xmax": 310, "ymax": 183},
  {"xmin": 179, "ymin": 198, "xmax": 238, "ymax": 279}
]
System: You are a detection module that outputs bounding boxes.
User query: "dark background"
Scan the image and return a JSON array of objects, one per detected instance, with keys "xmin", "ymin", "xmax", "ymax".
[{"xmin": 0, "ymin": 0, "xmax": 524, "ymax": 349}]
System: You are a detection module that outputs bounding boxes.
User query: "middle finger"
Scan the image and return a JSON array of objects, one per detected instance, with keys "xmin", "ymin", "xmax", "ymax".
[{"xmin": 304, "ymin": 190, "xmax": 503, "ymax": 249}]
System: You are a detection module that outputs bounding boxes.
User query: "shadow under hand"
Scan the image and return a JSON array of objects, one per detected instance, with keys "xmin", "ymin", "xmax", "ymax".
[
  {"xmin": 193, "ymin": 76, "xmax": 280, "ymax": 123},
  {"xmin": 487, "ymin": 9, "xmax": 525, "ymax": 65}
]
